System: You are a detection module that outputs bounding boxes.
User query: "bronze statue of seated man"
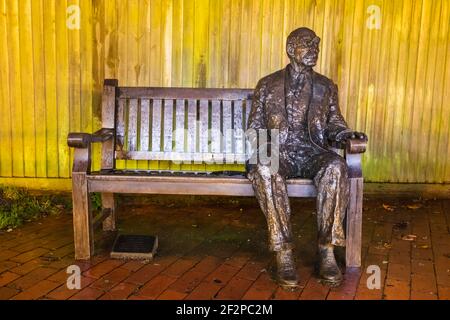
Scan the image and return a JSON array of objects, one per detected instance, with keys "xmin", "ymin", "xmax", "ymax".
[{"xmin": 246, "ymin": 27, "xmax": 367, "ymax": 289}]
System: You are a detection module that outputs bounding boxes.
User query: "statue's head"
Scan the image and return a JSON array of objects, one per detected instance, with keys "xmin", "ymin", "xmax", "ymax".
[{"xmin": 286, "ymin": 27, "xmax": 320, "ymax": 68}]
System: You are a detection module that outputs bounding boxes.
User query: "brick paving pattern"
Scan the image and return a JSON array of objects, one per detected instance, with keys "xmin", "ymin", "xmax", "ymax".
[{"xmin": 0, "ymin": 195, "xmax": 449, "ymax": 300}]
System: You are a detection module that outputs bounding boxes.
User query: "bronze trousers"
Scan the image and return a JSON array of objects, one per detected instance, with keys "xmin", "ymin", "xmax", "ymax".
[{"xmin": 247, "ymin": 150, "xmax": 350, "ymax": 252}]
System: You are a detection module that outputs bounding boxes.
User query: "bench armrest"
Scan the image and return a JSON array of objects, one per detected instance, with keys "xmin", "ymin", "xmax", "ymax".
[
  {"xmin": 68, "ymin": 128, "xmax": 114, "ymax": 148},
  {"xmin": 67, "ymin": 129, "xmax": 114, "ymax": 174},
  {"xmin": 329, "ymin": 138, "xmax": 367, "ymax": 154},
  {"xmin": 345, "ymin": 139, "xmax": 367, "ymax": 154},
  {"xmin": 91, "ymin": 128, "xmax": 115, "ymax": 143},
  {"xmin": 328, "ymin": 139, "xmax": 367, "ymax": 178},
  {"xmin": 343, "ymin": 139, "xmax": 367, "ymax": 178}
]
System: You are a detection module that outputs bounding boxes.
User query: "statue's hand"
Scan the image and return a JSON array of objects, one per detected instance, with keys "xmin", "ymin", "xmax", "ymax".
[{"xmin": 336, "ymin": 131, "xmax": 368, "ymax": 143}]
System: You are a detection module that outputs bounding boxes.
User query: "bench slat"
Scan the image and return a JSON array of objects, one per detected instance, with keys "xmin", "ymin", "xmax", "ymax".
[
  {"xmin": 245, "ymin": 99, "xmax": 252, "ymax": 154},
  {"xmin": 116, "ymin": 99, "xmax": 126, "ymax": 150},
  {"xmin": 163, "ymin": 99, "xmax": 174, "ymax": 152},
  {"xmin": 175, "ymin": 99, "xmax": 185, "ymax": 152},
  {"xmin": 223, "ymin": 100, "xmax": 232, "ymax": 156},
  {"xmin": 119, "ymin": 87, "xmax": 253, "ymax": 101},
  {"xmin": 199, "ymin": 100, "xmax": 209, "ymax": 153},
  {"xmin": 234, "ymin": 100, "xmax": 244, "ymax": 155},
  {"xmin": 140, "ymin": 99, "xmax": 150, "ymax": 151},
  {"xmin": 88, "ymin": 173, "xmax": 315, "ymax": 184},
  {"xmin": 211, "ymin": 100, "xmax": 221, "ymax": 153},
  {"xmin": 88, "ymin": 174, "xmax": 316, "ymax": 197},
  {"xmin": 187, "ymin": 99, "xmax": 197, "ymax": 154},
  {"xmin": 245, "ymin": 99, "xmax": 252, "ymax": 127},
  {"xmin": 151, "ymin": 99, "xmax": 162, "ymax": 152},
  {"xmin": 127, "ymin": 99, "xmax": 138, "ymax": 151}
]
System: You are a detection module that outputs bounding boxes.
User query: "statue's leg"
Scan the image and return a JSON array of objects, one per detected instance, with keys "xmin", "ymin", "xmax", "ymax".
[
  {"xmin": 312, "ymin": 154, "xmax": 350, "ymax": 247},
  {"xmin": 302, "ymin": 152, "xmax": 350, "ymax": 286},
  {"xmin": 247, "ymin": 163, "xmax": 299, "ymax": 289},
  {"xmin": 248, "ymin": 164, "xmax": 293, "ymax": 252}
]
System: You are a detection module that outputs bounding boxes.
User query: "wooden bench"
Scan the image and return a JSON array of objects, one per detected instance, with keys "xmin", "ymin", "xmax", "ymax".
[{"xmin": 67, "ymin": 79, "xmax": 367, "ymax": 267}]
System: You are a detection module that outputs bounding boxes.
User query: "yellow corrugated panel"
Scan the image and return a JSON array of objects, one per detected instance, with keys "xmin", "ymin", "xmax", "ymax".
[
  {"xmin": 42, "ymin": 0, "xmax": 59, "ymax": 178},
  {"xmin": 31, "ymin": 0, "xmax": 47, "ymax": 178},
  {"xmin": 6, "ymin": 0, "xmax": 25, "ymax": 178},
  {"xmin": 0, "ymin": 0, "xmax": 13, "ymax": 178},
  {"xmin": 0, "ymin": 0, "xmax": 449, "ymax": 188}
]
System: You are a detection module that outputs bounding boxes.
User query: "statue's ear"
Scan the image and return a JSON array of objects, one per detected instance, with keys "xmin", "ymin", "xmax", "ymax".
[{"xmin": 286, "ymin": 44, "xmax": 295, "ymax": 58}]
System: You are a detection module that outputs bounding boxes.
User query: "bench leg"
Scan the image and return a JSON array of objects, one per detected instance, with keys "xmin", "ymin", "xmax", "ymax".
[
  {"xmin": 102, "ymin": 193, "xmax": 116, "ymax": 231},
  {"xmin": 346, "ymin": 177, "xmax": 363, "ymax": 268},
  {"xmin": 72, "ymin": 173, "xmax": 94, "ymax": 260}
]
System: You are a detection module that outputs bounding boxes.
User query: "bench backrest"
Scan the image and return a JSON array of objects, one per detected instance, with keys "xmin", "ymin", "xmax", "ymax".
[{"xmin": 102, "ymin": 80, "xmax": 254, "ymax": 165}]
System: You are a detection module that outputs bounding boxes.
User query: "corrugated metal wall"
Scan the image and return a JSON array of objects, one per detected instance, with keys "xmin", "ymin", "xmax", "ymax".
[{"xmin": 0, "ymin": 0, "xmax": 449, "ymax": 187}]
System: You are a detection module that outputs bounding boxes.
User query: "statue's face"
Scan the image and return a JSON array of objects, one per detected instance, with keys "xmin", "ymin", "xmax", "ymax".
[{"xmin": 288, "ymin": 35, "xmax": 320, "ymax": 67}]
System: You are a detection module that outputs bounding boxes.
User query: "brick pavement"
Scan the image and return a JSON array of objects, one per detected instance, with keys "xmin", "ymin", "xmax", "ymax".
[{"xmin": 0, "ymin": 195, "xmax": 448, "ymax": 300}]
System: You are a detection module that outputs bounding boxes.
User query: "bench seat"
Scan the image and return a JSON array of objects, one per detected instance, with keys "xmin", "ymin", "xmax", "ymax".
[{"xmin": 88, "ymin": 171, "xmax": 317, "ymax": 197}]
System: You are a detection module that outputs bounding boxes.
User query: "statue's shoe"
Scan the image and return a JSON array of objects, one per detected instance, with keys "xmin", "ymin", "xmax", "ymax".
[
  {"xmin": 316, "ymin": 245, "xmax": 343, "ymax": 287},
  {"xmin": 268, "ymin": 250, "xmax": 299, "ymax": 291}
]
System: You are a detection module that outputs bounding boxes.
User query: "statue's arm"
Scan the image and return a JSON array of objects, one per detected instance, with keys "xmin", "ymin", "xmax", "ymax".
[
  {"xmin": 248, "ymin": 80, "xmax": 267, "ymax": 131},
  {"xmin": 245, "ymin": 80, "xmax": 267, "ymax": 169},
  {"xmin": 326, "ymin": 83, "xmax": 351, "ymax": 142}
]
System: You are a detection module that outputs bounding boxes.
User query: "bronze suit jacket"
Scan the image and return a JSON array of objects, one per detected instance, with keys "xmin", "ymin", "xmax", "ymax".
[{"xmin": 248, "ymin": 66, "xmax": 350, "ymax": 151}]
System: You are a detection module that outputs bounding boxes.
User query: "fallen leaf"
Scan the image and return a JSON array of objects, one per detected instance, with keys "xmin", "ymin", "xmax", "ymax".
[
  {"xmin": 418, "ymin": 245, "xmax": 429, "ymax": 249},
  {"xmin": 375, "ymin": 242, "xmax": 392, "ymax": 250},
  {"xmin": 401, "ymin": 234, "xmax": 417, "ymax": 241},
  {"xmin": 382, "ymin": 204, "xmax": 396, "ymax": 212},
  {"xmin": 407, "ymin": 204, "xmax": 422, "ymax": 210}
]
